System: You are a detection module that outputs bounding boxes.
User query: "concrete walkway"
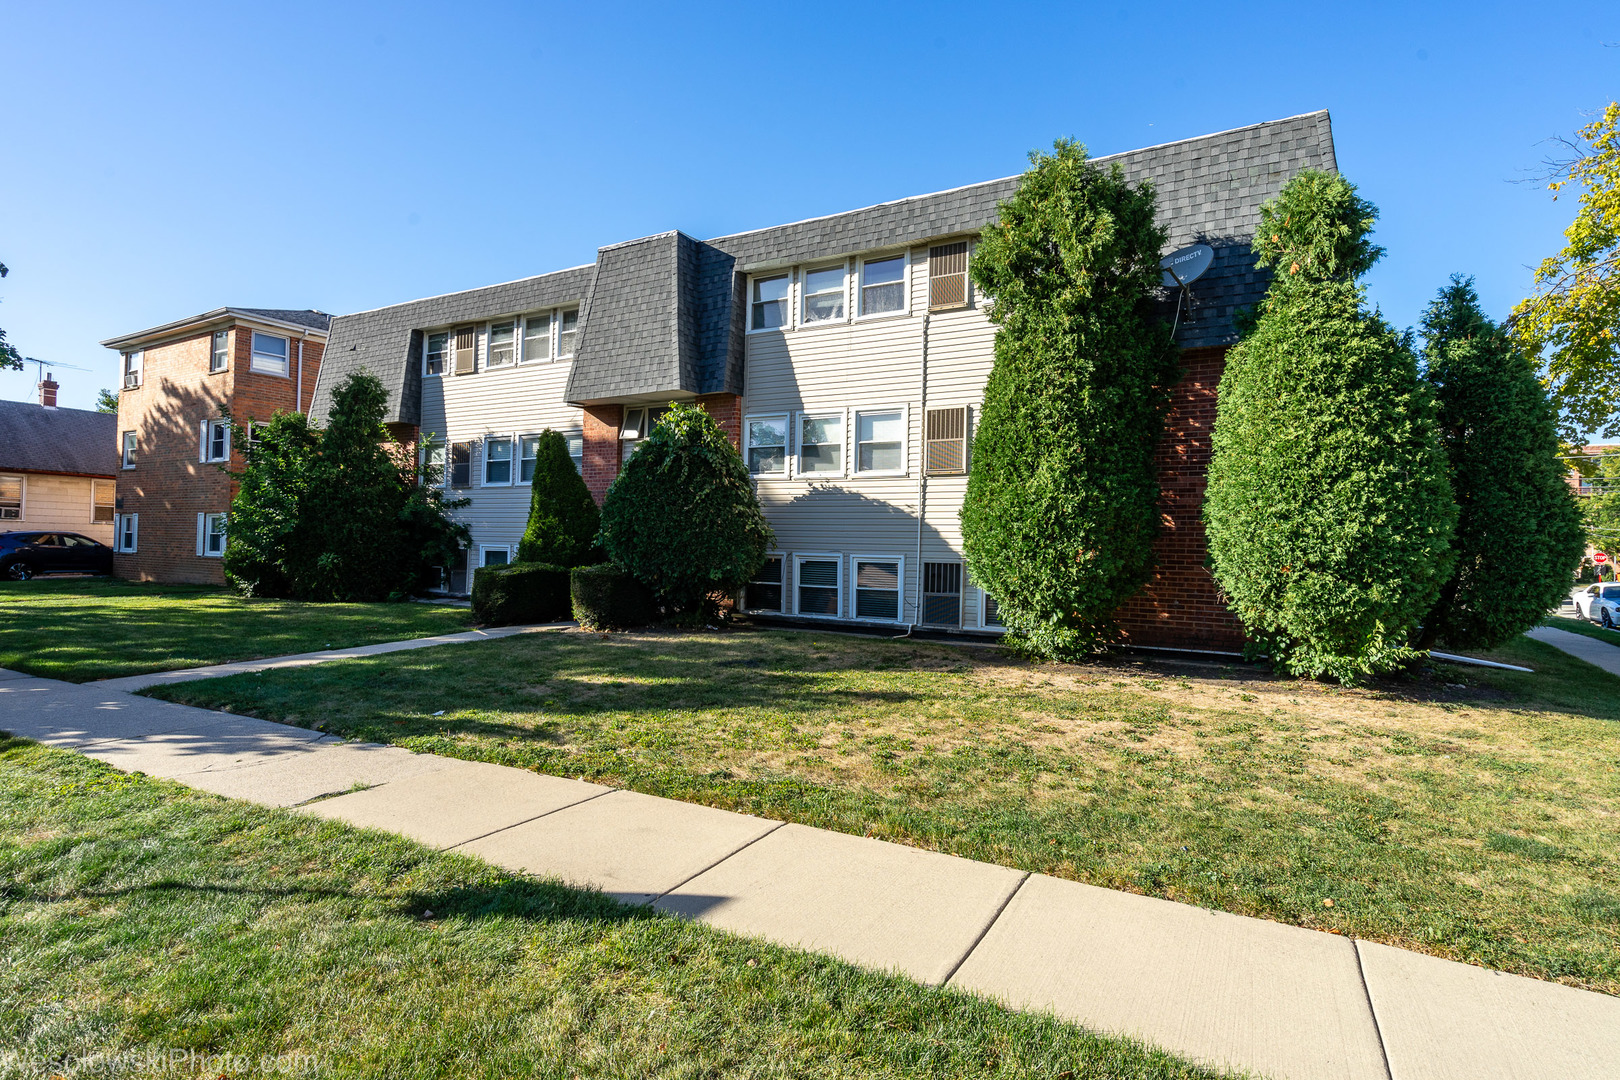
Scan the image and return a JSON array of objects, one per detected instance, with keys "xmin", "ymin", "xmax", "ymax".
[
  {"xmin": 1525, "ymin": 624, "xmax": 1620, "ymax": 677},
  {"xmin": 1, "ymin": 666, "xmax": 1617, "ymax": 1080}
]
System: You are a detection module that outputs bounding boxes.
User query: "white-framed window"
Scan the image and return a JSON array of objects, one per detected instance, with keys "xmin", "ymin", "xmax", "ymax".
[
  {"xmin": 854, "ymin": 408, "xmax": 905, "ymax": 475},
  {"xmin": 448, "ymin": 442, "xmax": 472, "ymax": 488},
  {"xmin": 750, "ymin": 273, "xmax": 790, "ymax": 331},
  {"xmin": 852, "ymin": 556, "xmax": 904, "ymax": 622},
  {"xmin": 201, "ymin": 419, "xmax": 230, "ymax": 463},
  {"xmin": 746, "ymin": 554, "xmax": 785, "ymax": 612},
  {"xmin": 558, "ymin": 309, "xmax": 579, "ymax": 358},
  {"xmin": 801, "ymin": 263, "xmax": 847, "ymax": 325},
  {"xmin": 793, "ymin": 554, "xmax": 841, "ymax": 618},
  {"xmin": 797, "ymin": 412, "xmax": 844, "ymax": 477},
  {"xmin": 197, "ymin": 512, "xmax": 227, "ymax": 558},
  {"xmin": 858, "ymin": 253, "xmax": 908, "ymax": 317},
  {"xmin": 210, "ymin": 329, "xmax": 231, "ymax": 373},
  {"xmin": 487, "ymin": 320, "xmax": 517, "ymax": 368},
  {"xmin": 621, "ymin": 406, "xmax": 668, "ymax": 462},
  {"xmin": 424, "ymin": 331, "xmax": 448, "ymax": 376},
  {"xmin": 480, "ymin": 545, "xmax": 511, "ymax": 568},
  {"xmin": 244, "ymin": 422, "xmax": 263, "ymax": 451},
  {"xmin": 922, "ymin": 562, "xmax": 963, "ymax": 627},
  {"xmin": 121, "ymin": 431, "xmax": 137, "ymax": 469},
  {"xmin": 566, "ymin": 432, "xmax": 584, "ymax": 473},
  {"xmin": 419, "ymin": 436, "xmax": 446, "ymax": 485},
  {"xmin": 484, "ymin": 436, "xmax": 514, "ymax": 485},
  {"xmin": 91, "ymin": 480, "xmax": 115, "ymax": 524},
  {"xmin": 122, "ymin": 351, "xmax": 143, "ymax": 390},
  {"xmin": 115, "ymin": 513, "xmax": 138, "ymax": 553},
  {"xmin": 250, "ymin": 332, "xmax": 289, "ymax": 376},
  {"xmin": 746, "ymin": 415, "xmax": 788, "ymax": 475},
  {"xmin": 0, "ymin": 474, "xmax": 22, "ymax": 521},
  {"xmin": 518, "ymin": 435, "xmax": 541, "ymax": 483},
  {"xmin": 977, "ymin": 584, "xmax": 1005, "ymax": 630},
  {"xmin": 522, "ymin": 314, "xmax": 552, "ymax": 363}
]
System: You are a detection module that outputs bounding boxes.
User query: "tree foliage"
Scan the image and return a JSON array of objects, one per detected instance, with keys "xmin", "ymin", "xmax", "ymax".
[
  {"xmin": 1204, "ymin": 171, "xmax": 1456, "ymax": 682},
  {"xmin": 0, "ymin": 262, "xmax": 22, "ymax": 372},
  {"xmin": 1581, "ymin": 450, "xmax": 1620, "ymax": 564},
  {"xmin": 599, "ymin": 403, "xmax": 772, "ymax": 622},
  {"xmin": 225, "ymin": 372, "xmax": 470, "ymax": 601},
  {"xmin": 1512, "ymin": 102, "xmax": 1620, "ymax": 439},
  {"xmin": 516, "ymin": 430, "xmax": 600, "ymax": 567},
  {"xmin": 959, "ymin": 139, "xmax": 1180, "ymax": 660},
  {"xmin": 1419, "ymin": 277, "xmax": 1585, "ymax": 648},
  {"xmin": 95, "ymin": 389, "xmax": 119, "ymax": 413}
]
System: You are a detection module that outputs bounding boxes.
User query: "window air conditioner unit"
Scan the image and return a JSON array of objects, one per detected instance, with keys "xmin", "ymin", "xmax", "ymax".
[{"xmin": 123, "ymin": 373, "xmax": 141, "ymax": 389}]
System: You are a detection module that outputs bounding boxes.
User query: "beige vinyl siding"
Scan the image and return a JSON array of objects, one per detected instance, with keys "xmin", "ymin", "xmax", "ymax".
[
  {"xmin": 420, "ymin": 340, "xmax": 581, "ymax": 556},
  {"xmin": 6, "ymin": 473, "xmax": 116, "ymax": 543}
]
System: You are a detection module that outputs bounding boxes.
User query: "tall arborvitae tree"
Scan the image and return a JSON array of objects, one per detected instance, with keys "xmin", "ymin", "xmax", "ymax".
[
  {"xmin": 1203, "ymin": 171, "xmax": 1456, "ymax": 682},
  {"xmin": 516, "ymin": 429, "xmax": 600, "ymax": 566},
  {"xmin": 960, "ymin": 140, "xmax": 1179, "ymax": 660},
  {"xmin": 1420, "ymin": 277, "xmax": 1584, "ymax": 647}
]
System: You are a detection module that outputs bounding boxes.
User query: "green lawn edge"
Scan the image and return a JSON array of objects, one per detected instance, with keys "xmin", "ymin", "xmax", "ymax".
[{"xmin": 1541, "ymin": 614, "xmax": 1620, "ymax": 649}]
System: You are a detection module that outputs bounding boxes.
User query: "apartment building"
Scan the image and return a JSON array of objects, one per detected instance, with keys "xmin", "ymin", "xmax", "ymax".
[
  {"xmin": 0, "ymin": 380, "xmax": 117, "ymax": 547},
  {"xmin": 100, "ymin": 308, "xmax": 329, "ymax": 584},
  {"xmin": 311, "ymin": 112, "xmax": 1339, "ymax": 651}
]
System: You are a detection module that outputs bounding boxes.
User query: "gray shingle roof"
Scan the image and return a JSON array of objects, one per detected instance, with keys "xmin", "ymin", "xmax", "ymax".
[
  {"xmin": 232, "ymin": 309, "xmax": 332, "ymax": 332},
  {"xmin": 0, "ymin": 399, "xmax": 118, "ymax": 477},
  {"xmin": 313, "ymin": 111, "xmax": 1335, "ymax": 423}
]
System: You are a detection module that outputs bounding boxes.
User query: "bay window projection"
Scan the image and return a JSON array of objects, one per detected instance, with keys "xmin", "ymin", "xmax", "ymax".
[
  {"xmin": 484, "ymin": 437, "xmax": 514, "ymax": 484},
  {"xmin": 801, "ymin": 265, "xmax": 846, "ymax": 324},
  {"xmin": 855, "ymin": 410, "xmax": 903, "ymax": 473},
  {"xmin": 523, "ymin": 315, "xmax": 551, "ymax": 362},
  {"xmin": 250, "ymin": 332, "xmax": 289, "ymax": 376},
  {"xmin": 799, "ymin": 414, "xmax": 842, "ymax": 475},
  {"xmin": 854, "ymin": 558, "xmax": 902, "ymax": 621},
  {"xmin": 747, "ymin": 556, "xmax": 784, "ymax": 612},
  {"xmin": 746, "ymin": 416, "xmax": 787, "ymax": 474},
  {"xmin": 795, "ymin": 556, "xmax": 840, "ymax": 616},
  {"xmin": 859, "ymin": 255, "xmax": 906, "ymax": 315},
  {"xmin": 751, "ymin": 274, "xmax": 790, "ymax": 330},
  {"xmin": 487, "ymin": 321, "xmax": 517, "ymax": 368},
  {"xmin": 424, "ymin": 332, "xmax": 448, "ymax": 375}
]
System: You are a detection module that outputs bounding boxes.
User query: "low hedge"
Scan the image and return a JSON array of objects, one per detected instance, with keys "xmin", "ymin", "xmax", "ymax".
[
  {"xmin": 472, "ymin": 561, "xmax": 571, "ymax": 627},
  {"xmin": 571, "ymin": 563, "xmax": 656, "ymax": 630}
]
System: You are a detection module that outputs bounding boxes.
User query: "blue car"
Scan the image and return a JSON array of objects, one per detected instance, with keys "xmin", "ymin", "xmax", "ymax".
[{"xmin": 0, "ymin": 531, "xmax": 114, "ymax": 580}]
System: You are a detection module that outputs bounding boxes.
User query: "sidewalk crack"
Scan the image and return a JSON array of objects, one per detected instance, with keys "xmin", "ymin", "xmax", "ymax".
[
  {"xmin": 939, "ymin": 871, "xmax": 1029, "ymax": 988},
  {"xmin": 1353, "ymin": 939, "xmax": 1396, "ymax": 1080}
]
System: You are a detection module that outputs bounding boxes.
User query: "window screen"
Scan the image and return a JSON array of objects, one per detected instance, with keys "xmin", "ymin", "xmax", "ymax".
[{"xmin": 449, "ymin": 442, "xmax": 472, "ymax": 487}]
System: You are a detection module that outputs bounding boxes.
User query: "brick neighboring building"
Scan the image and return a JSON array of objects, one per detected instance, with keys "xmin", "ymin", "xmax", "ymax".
[{"xmin": 100, "ymin": 308, "xmax": 329, "ymax": 584}]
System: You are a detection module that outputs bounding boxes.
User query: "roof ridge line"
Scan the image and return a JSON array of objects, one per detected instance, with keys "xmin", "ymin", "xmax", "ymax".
[{"xmin": 336, "ymin": 263, "xmax": 597, "ymax": 318}]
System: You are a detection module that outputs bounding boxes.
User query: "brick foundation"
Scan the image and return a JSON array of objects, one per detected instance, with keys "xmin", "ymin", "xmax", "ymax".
[{"xmin": 581, "ymin": 404, "xmax": 623, "ymax": 505}]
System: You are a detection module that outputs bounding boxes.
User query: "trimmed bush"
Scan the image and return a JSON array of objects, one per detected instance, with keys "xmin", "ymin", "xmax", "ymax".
[
  {"xmin": 598, "ymin": 403, "xmax": 773, "ymax": 623},
  {"xmin": 570, "ymin": 563, "xmax": 656, "ymax": 630},
  {"xmin": 472, "ymin": 561, "xmax": 571, "ymax": 627},
  {"xmin": 1203, "ymin": 171, "xmax": 1456, "ymax": 682},
  {"xmin": 1419, "ymin": 277, "xmax": 1585, "ymax": 649},
  {"xmin": 960, "ymin": 139, "xmax": 1180, "ymax": 659},
  {"xmin": 517, "ymin": 430, "xmax": 600, "ymax": 567}
]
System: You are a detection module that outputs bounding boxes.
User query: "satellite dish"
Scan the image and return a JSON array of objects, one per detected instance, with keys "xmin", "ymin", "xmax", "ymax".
[{"xmin": 1160, "ymin": 244, "xmax": 1215, "ymax": 288}]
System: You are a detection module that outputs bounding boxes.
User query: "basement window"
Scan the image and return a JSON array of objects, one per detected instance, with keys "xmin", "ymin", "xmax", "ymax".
[
  {"xmin": 747, "ymin": 556, "xmax": 784, "ymax": 612},
  {"xmin": 853, "ymin": 557, "xmax": 902, "ymax": 621}
]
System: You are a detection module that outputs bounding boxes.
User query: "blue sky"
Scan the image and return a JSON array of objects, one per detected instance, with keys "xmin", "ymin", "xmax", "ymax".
[{"xmin": 0, "ymin": 1, "xmax": 1615, "ymax": 410}]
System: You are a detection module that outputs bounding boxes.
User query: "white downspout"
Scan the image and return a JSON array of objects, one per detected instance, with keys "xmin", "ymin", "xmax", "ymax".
[
  {"xmin": 911, "ymin": 312, "xmax": 931, "ymax": 632},
  {"xmin": 296, "ymin": 338, "xmax": 304, "ymax": 413}
]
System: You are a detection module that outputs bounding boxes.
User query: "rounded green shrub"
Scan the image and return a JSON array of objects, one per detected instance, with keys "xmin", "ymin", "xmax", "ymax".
[
  {"xmin": 570, "ymin": 563, "xmax": 656, "ymax": 630},
  {"xmin": 1203, "ymin": 171, "xmax": 1456, "ymax": 681},
  {"xmin": 598, "ymin": 403, "xmax": 772, "ymax": 622},
  {"xmin": 960, "ymin": 139, "xmax": 1180, "ymax": 660},
  {"xmin": 517, "ymin": 430, "xmax": 600, "ymax": 567},
  {"xmin": 1419, "ymin": 276, "xmax": 1585, "ymax": 649},
  {"xmin": 472, "ymin": 561, "xmax": 571, "ymax": 627}
]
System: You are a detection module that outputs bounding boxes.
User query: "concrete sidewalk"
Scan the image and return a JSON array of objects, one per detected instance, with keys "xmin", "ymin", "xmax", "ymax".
[
  {"xmin": 2, "ymin": 666, "xmax": 1616, "ymax": 1080},
  {"xmin": 1525, "ymin": 624, "xmax": 1620, "ymax": 677}
]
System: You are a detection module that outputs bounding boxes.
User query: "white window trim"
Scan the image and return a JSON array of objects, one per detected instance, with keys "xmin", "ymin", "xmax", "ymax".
[
  {"xmin": 423, "ymin": 329, "xmax": 450, "ymax": 378},
  {"xmin": 519, "ymin": 313, "xmax": 554, "ymax": 365},
  {"xmin": 977, "ymin": 585, "xmax": 1006, "ymax": 630},
  {"xmin": 744, "ymin": 551, "xmax": 788, "ymax": 613},
  {"xmin": 121, "ymin": 431, "xmax": 137, "ymax": 470},
  {"xmin": 852, "ymin": 404, "xmax": 909, "ymax": 477},
  {"xmin": 196, "ymin": 512, "xmax": 227, "ymax": 558},
  {"xmin": 210, "ymin": 329, "xmax": 231, "ymax": 374},
  {"xmin": 855, "ymin": 250, "xmax": 911, "ymax": 321},
  {"xmin": 200, "ymin": 419, "xmax": 231, "ymax": 463},
  {"xmin": 90, "ymin": 480, "xmax": 115, "ymax": 525},
  {"xmin": 516, "ymin": 432, "xmax": 543, "ymax": 485},
  {"xmin": 792, "ymin": 552, "xmax": 842, "ymax": 619},
  {"xmin": 122, "ymin": 351, "xmax": 143, "ymax": 390},
  {"xmin": 747, "ymin": 269, "xmax": 795, "ymax": 334},
  {"xmin": 566, "ymin": 431, "xmax": 585, "ymax": 473},
  {"xmin": 0, "ymin": 473, "xmax": 25, "ymax": 522},
  {"xmin": 744, "ymin": 413, "xmax": 791, "ymax": 478},
  {"xmin": 851, "ymin": 553, "xmax": 907, "ymax": 625},
  {"xmin": 557, "ymin": 308, "xmax": 580, "ymax": 360},
  {"xmin": 479, "ymin": 543, "xmax": 513, "ymax": 569},
  {"xmin": 249, "ymin": 331, "xmax": 291, "ymax": 377},
  {"xmin": 115, "ymin": 513, "xmax": 139, "ymax": 553},
  {"xmin": 798, "ymin": 260, "xmax": 850, "ymax": 329},
  {"xmin": 483, "ymin": 433, "xmax": 516, "ymax": 487},
  {"xmin": 484, "ymin": 318, "xmax": 519, "ymax": 369},
  {"xmin": 795, "ymin": 409, "xmax": 848, "ymax": 480}
]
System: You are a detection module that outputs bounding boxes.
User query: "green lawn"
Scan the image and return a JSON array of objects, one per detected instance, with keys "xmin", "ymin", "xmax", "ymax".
[
  {"xmin": 0, "ymin": 579, "xmax": 472, "ymax": 682},
  {"xmin": 0, "ymin": 737, "xmax": 1215, "ymax": 1080},
  {"xmin": 147, "ymin": 628, "xmax": 1620, "ymax": 996},
  {"xmin": 1543, "ymin": 614, "xmax": 1620, "ymax": 648}
]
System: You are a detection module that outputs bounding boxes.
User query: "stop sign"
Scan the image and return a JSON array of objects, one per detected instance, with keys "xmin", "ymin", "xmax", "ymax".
[{"xmin": 1597, "ymin": 552, "xmax": 1609, "ymax": 565}]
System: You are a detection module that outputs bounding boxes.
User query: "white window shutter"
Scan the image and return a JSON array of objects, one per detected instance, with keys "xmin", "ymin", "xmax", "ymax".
[
  {"xmin": 196, "ymin": 513, "xmax": 205, "ymax": 556},
  {"xmin": 130, "ymin": 514, "xmax": 138, "ymax": 553}
]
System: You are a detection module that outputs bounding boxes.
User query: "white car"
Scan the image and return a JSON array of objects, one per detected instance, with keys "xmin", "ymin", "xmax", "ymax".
[{"xmin": 1571, "ymin": 583, "xmax": 1620, "ymax": 627}]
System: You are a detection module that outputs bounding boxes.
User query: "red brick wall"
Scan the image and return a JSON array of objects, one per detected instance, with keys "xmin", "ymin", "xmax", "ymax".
[
  {"xmin": 113, "ymin": 325, "xmax": 324, "ymax": 585},
  {"xmin": 1112, "ymin": 346, "xmax": 1247, "ymax": 652},
  {"xmin": 696, "ymin": 393, "xmax": 742, "ymax": 449},
  {"xmin": 581, "ymin": 404, "xmax": 623, "ymax": 505}
]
